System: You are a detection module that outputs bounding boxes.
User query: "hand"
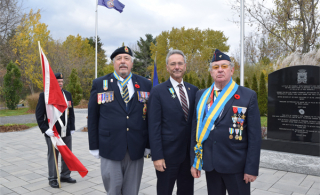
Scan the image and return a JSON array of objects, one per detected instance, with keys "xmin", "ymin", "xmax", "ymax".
[
  {"xmin": 144, "ymin": 149, "xmax": 151, "ymax": 157},
  {"xmin": 45, "ymin": 129, "xmax": 54, "ymax": 137},
  {"xmin": 153, "ymin": 159, "xmax": 166, "ymax": 172},
  {"xmin": 71, "ymin": 130, "xmax": 75, "ymax": 135},
  {"xmin": 89, "ymin": 149, "xmax": 100, "ymax": 159},
  {"xmin": 191, "ymin": 166, "xmax": 201, "ymax": 178},
  {"xmin": 243, "ymin": 173, "xmax": 257, "ymax": 184}
]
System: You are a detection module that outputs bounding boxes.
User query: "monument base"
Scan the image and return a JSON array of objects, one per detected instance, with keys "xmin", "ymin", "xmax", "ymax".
[
  {"xmin": 260, "ymin": 150, "xmax": 320, "ymax": 176},
  {"xmin": 261, "ymin": 138, "xmax": 319, "ymax": 156}
]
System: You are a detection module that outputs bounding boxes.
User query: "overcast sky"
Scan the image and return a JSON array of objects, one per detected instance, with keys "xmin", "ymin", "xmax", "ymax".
[{"xmin": 23, "ymin": 0, "xmax": 252, "ymax": 62}]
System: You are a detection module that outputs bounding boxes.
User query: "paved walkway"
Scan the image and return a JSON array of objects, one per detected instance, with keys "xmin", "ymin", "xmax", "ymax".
[{"xmin": 0, "ymin": 109, "xmax": 319, "ymax": 195}]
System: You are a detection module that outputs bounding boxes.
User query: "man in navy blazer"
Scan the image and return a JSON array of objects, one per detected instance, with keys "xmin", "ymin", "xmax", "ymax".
[
  {"xmin": 148, "ymin": 50, "xmax": 198, "ymax": 195},
  {"xmin": 190, "ymin": 49, "xmax": 261, "ymax": 195},
  {"xmin": 88, "ymin": 46, "xmax": 152, "ymax": 195}
]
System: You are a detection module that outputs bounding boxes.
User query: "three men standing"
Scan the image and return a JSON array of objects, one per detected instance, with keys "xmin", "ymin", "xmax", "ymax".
[
  {"xmin": 190, "ymin": 49, "xmax": 261, "ymax": 195},
  {"xmin": 36, "ymin": 73, "xmax": 77, "ymax": 188},
  {"xmin": 88, "ymin": 46, "xmax": 152, "ymax": 195},
  {"xmin": 148, "ymin": 50, "xmax": 198, "ymax": 195}
]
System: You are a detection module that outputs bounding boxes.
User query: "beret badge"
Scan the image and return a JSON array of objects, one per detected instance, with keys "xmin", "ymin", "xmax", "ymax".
[{"xmin": 125, "ymin": 46, "xmax": 129, "ymax": 53}]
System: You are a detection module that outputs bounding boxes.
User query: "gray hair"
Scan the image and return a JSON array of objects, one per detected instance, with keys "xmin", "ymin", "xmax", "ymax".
[
  {"xmin": 209, "ymin": 61, "xmax": 234, "ymax": 71},
  {"xmin": 166, "ymin": 50, "xmax": 186, "ymax": 65}
]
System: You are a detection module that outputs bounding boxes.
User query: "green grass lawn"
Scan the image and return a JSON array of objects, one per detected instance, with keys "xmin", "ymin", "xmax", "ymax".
[
  {"xmin": 0, "ymin": 107, "xmax": 32, "ymax": 117},
  {"xmin": 2, "ymin": 123, "xmax": 38, "ymax": 127},
  {"xmin": 261, "ymin": 116, "xmax": 267, "ymax": 127}
]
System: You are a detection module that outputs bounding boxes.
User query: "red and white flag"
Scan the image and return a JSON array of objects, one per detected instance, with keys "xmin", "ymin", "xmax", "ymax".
[{"xmin": 39, "ymin": 43, "xmax": 88, "ymax": 178}]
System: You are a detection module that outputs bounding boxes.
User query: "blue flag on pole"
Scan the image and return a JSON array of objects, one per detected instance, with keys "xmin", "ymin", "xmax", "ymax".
[
  {"xmin": 153, "ymin": 61, "xmax": 159, "ymax": 87},
  {"xmin": 98, "ymin": 0, "xmax": 125, "ymax": 13}
]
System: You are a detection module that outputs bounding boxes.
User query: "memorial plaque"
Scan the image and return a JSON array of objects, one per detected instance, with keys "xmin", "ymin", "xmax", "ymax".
[{"xmin": 268, "ymin": 65, "xmax": 320, "ymax": 144}]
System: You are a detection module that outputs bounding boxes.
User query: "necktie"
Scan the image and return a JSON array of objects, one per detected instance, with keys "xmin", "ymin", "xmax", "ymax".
[
  {"xmin": 122, "ymin": 84, "xmax": 129, "ymax": 103},
  {"xmin": 178, "ymin": 84, "xmax": 189, "ymax": 121}
]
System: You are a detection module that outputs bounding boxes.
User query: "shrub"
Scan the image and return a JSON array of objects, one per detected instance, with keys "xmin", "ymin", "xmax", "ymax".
[{"xmin": 26, "ymin": 93, "xmax": 40, "ymax": 112}]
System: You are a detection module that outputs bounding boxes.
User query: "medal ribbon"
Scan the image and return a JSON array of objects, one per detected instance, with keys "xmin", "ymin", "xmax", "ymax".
[
  {"xmin": 169, "ymin": 88, "xmax": 175, "ymax": 96},
  {"xmin": 113, "ymin": 71, "xmax": 132, "ymax": 88},
  {"xmin": 193, "ymin": 79, "xmax": 238, "ymax": 170}
]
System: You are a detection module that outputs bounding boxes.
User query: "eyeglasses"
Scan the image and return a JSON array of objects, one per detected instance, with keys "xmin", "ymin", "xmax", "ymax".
[{"xmin": 211, "ymin": 64, "xmax": 230, "ymax": 70}]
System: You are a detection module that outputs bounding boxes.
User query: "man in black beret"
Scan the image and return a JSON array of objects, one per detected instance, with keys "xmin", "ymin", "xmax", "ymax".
[
  {"xmin": 190, "ymin": 49, "xmax": 261, "ymax": 195},
  {"xmin": 36, "ymin": 73, "xmax": 76, "ymax": 188},
  {"xmin": 88, "ymin": 46, "xmax": 152, "ymax": 195}
]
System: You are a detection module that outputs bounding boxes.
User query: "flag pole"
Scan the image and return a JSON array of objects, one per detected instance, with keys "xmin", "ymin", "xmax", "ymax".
[
  {"xmin": 38, "ymin": 41, "xmax": 61, "ymax": 188},
  {"xmin": 240, "ymin": 0, "xmax": 244, "ymax": 86},
  {"xmin": 95, "ymin": 0, "xmax": 98, "ymax": 79}
]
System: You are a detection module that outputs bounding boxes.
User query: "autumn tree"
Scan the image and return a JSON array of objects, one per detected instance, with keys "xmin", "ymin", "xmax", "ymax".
[
  {"xmin": 200, "ymin": 78, "xmax": 206, "ymax": 89},
  {"xmin": 3, "ymin": 61, "xmax": 22, "ymax": 110},
  {"xmin": 258, "ymin": 72, "xmax": 267, "ymax": 116},
  {"xmin": 207, "ymin": 73, "xmax": 213, "ymax": 88},
  {"xmin": 132, "ymin": 34, "xmax": 156, "ymax": 76},
  {"xmin": 231, "ymin": 0, "xmax": 320, "ymax": 53},
  {"xmin": 87, "ymin": 36, "xmax": 107, "ymax": 77},
  {"xmin": 67, "ymin": 68, "xmax": 83, "ymax": 106},
  {"xmin": 150, "ymin": 27, "xmax": 229, "ymax": 80},
  {"xmin": 12, "ymin": 9, "xmax": 51, "ymax": 94},
  {"xmin": 236, "ymin": 77, "xmax": 240, "ymax": 85},
  {"xmin": 245, "ymin": 79, "xmax": 250, "ymax": 89}
]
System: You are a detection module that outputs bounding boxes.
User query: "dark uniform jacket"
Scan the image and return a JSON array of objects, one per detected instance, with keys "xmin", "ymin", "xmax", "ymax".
[
  {"xmin": 190, "ymin": 85, "xmax": 261, "ymax": 176},
  {"xmin": 148, "ymin": 79, "xmax": 198, "ymax": 164},
  {"xmin": 36, "ymin": 90, "xmax": 75, "ymax": 138},
  {"xmin": 88, "ymin": 73, "xmax": 152, "ymax": 161}
]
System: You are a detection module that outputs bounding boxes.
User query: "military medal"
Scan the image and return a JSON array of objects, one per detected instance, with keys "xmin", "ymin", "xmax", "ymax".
[
  {"xmin": 101, "ymin": 93, "xmax": 105, "ymax": 104},
  {"xmin": 111, "ymin": 79, "xmax": 113, "ymax": 82},
  {"xmin": 110, "ymin": 91, "xmax": 114, "ymax": 102},
  {"xmin": 239, "ymin": 130, "xmax": 243, "ymax": 141},
  {"xmin": 169, "ymin": 88, "xmax": 176, "ymax": 99},
  {"xmin": 232, "ymin": 116, "xmax": 237, "ymax": 127},
  {"xmin": 240, "ymin": 119, "xmax": 244, "ymax": 130},
  {"xmin": 97, "ymin": 93, "xmax": 102, "ymax": 104},
  {"xmin": 229, "ymin": 128, "xmax": 234, "ymax": 139},
  {"xmin": 68, "ymin": 101, "xmax": 72, "ymax": 108},
  {"xmin": 241, "ymin": 107, "xmax": 247, "ymax": 119},
  {"xmin": 103, "ymin": 80, "xmax": 108, "ymax": 91},
  {"xmin": 235, "ymin": 128, "xmax": 239, "ymax": 140},
  {"xmin": 237, "ymin": 117, "xmax": 241, "ymax": 128},
  {"xmin": 233, "ymin": 107, "xmax": 238, "ymax": 117},
  {"xmin": 237, "ymin": 107, "xmax": 242, "ymax": 117}
]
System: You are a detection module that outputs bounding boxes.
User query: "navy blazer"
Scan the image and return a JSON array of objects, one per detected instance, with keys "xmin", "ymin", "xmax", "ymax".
[
  {"xmin": 190, "ymin": 85, "xmax": 261, "ymax": 176},
  {"xmin": 148, "ymin": 79, "xmax": 198, "ymax": 164},
  {"xmin": 36, "ymin": 90, "xmax": 75, "ymax": 138},
  {"xmin": 88, "ymin": 73, "xmax": 152, "ymax": 161}
]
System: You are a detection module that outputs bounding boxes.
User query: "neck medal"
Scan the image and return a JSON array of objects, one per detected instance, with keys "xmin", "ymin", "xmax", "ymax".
[
  {"xmin": 103, "ymin": 80, "xmax": 108, "ymax": 91},
  {"xmin": 235, "ymin": 128, "xmax": 239, "ymax": 140},
  {"xmin": 229, "ymin": 128, "xmax": 234, "ymax": 139},
  {"xmin": 169, "ymin": 88, "xmax": 176, "ymax": 99}
]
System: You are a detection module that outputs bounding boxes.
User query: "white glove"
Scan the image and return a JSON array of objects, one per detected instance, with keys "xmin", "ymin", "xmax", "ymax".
[
  {"xmin": 144, "ymin": 148, "xmax": 151, "ymax": 157},
  {"xmin": 89, "ymin": 150, "xmax": 100, "ymax": 159},
  {"xmin": 45, "ymin": 129, "xmax": 54, "ymax": 137},
  {"xmin": 71, "ymin": 130, "xmax": 75, "ymax": 135}
]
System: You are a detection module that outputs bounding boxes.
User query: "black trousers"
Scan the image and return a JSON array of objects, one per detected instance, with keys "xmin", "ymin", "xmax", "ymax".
[
  {"xmin": 156, "ymin": 153, "xmax": 194, "ymax": 195},
  {"xmin": 205, "ymin": 170, "xmax": 250, "ymax": 195}
]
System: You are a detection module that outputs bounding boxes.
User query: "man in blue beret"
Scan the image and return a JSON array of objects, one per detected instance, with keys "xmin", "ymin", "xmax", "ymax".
[
  {"xmin": 88, "ymin": 46, "xmax": 152, "ymax": 195},
  {"xmin": 190, "ymin": 49, "xmax": 261, "ymax": 195},
  {"xmin": 36, "ymin": 73, "xmax": 76, "ymax": 188}
]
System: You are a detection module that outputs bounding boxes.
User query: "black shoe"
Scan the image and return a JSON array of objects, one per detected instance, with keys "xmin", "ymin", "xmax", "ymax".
[
  {"xmin": 49, "ymin": 180, "xmax": 59, "ymax": 188},
  {"xmin": 60, "ymin": 177, "xmax": 77, "ymax": 183}
]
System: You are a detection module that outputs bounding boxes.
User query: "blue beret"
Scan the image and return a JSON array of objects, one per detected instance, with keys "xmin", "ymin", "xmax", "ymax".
[
  {"xmin": 110, "ymin": 46, "xmax": 133, "ymax": 60},
  {"xmin": 55, "ymin": 73, "xmax": 63, "ymax": 79},
  {"xmin": 211, "ymin": 49, "xmax": 231, "ymax": 62}
]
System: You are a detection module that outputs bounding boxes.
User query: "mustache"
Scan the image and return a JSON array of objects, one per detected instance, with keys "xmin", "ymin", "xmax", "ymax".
[{"xmin": 119, "ymin": 64, "xmax": 128, "ymax": 69}]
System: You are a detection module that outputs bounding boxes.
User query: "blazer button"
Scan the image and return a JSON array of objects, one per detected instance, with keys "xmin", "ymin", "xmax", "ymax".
[
  {"xmin": 214, "ymin": 141, "xmax": 217, "ymax": 144},
  {"xmin": 127, "ymin": 116, "xmax": 129, "ymax": 119},
  {"xmin": 127, "ymin": 128, "xmax": 129, "ymax": 131}
]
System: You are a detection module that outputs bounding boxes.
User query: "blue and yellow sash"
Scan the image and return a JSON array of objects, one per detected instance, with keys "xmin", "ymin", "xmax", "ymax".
[
  {"xmin": 193, "ymin": 79, "xmax": 238, "ymax": 170},
  {"xmin": 113, "ymin": 71, "xmax": 132, "ymax": 88}
]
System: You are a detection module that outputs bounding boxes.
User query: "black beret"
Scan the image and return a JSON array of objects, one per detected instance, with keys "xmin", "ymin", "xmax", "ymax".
[
  {"xmin": 211, "ymin": 49, "xmax": 231, "ymax": 62},
  {"xmin": 55, "ymin": 73, "xmax": 63, "ymax": 79},
  {"xmin": 110, "ymin": 46, "xmax": 133, "ymax": 60}
]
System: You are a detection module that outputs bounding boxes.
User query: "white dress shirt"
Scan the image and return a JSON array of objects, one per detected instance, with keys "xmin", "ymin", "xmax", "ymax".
[
  {"xmin": 170, "ymin": 77, "xmax": 189, "ymax": 108},
  {"xmin": 116, "ymin": 76, "xmax": 134, "ymax": 100}
]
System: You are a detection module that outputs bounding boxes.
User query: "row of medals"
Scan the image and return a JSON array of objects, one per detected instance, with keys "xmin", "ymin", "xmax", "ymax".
[
  {"xmin": 97, "ymin": 91, "xmax": 114, "ymax": 104},
  {"xmin": 229, "ymin": 108, "xmax": 246, "ymax": 141},
  {"xmin": 138, "ymin": 92, "xmax": 150, "ymax": 120}
]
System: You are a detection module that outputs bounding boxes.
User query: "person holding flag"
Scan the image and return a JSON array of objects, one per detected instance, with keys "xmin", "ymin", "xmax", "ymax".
[
  {"xmin": 36, "ymin": 72, "xmax": 77, "ymax": 188},
  {"xmin": 190, "ymin": 49, "xmax": 261, "ymax": 195},
  {"xmin": 88, "ymin": 46, "xmax": 152, "ymax": 195}
]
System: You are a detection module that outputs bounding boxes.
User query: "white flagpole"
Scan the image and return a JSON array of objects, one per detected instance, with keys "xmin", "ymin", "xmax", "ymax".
[
  {"xmin": 95, "ymin": 0, "xmax": 98, "ymax": 79},
  {"xmin": 240, "ymin": 0, "xmax": 244, "ymax": 86}
]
